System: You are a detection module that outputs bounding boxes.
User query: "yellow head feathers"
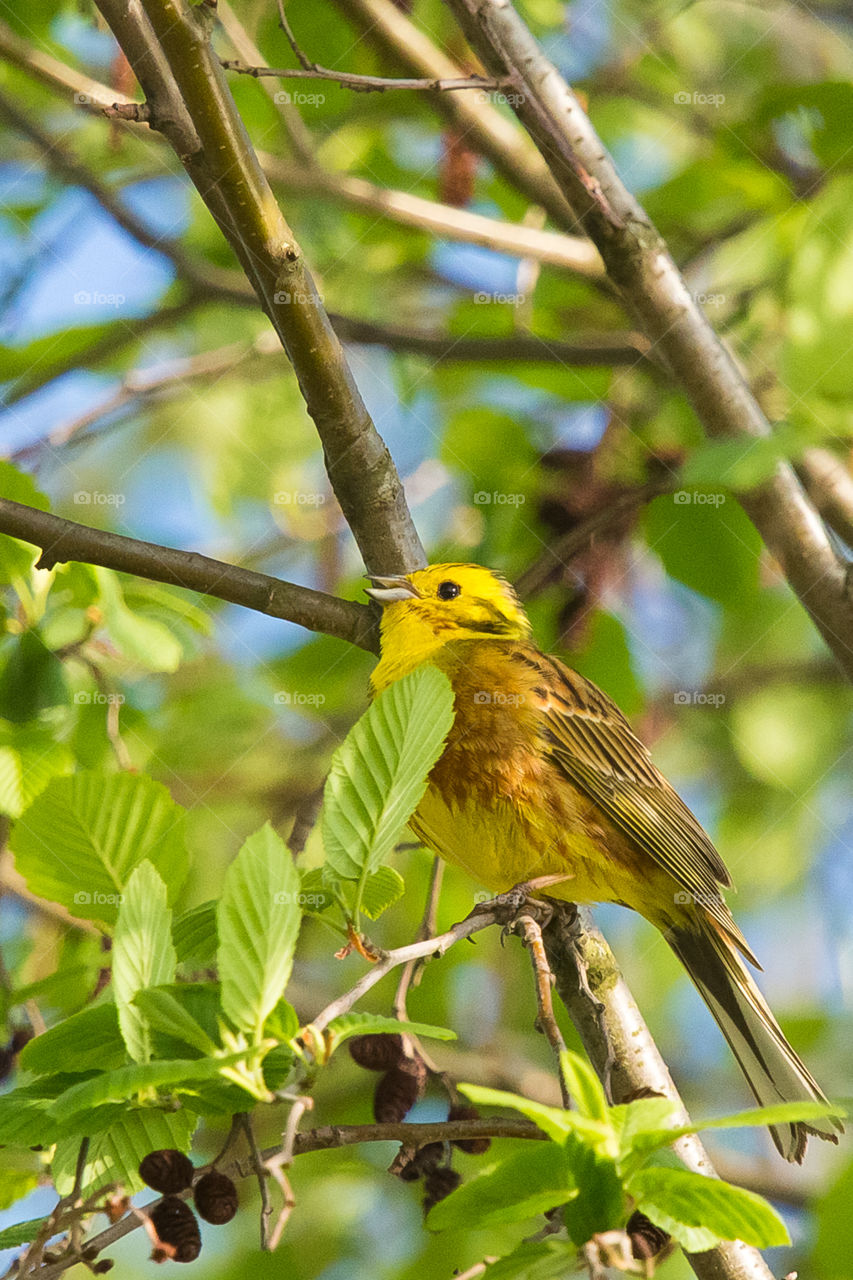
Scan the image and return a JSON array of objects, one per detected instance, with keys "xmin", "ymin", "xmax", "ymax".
[{"xmin": 367, "ymin": 563, "xmax": 531, "ymax": 689}]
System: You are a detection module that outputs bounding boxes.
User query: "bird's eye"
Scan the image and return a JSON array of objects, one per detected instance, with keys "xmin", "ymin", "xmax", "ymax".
[{"xmin": 437, "ymin": 580, "xmax": 461, "ymax": 601}]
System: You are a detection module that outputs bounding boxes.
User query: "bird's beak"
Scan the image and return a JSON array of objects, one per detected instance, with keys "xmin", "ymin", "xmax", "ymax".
[{"xmin": 365, "ymin": 574, "xmax": 422, "ymax": 603}]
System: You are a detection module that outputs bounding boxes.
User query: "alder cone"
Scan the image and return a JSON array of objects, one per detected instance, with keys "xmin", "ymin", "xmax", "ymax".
[
  {"xmin": 373, "ymin": 1056, "xmax": 427, "ymax": 1123},
  {"xmin": 348, "ymin": 1033, "xmax": 404, "ymax": 1071},
  {"xmin": 423, "ymin": 1166, "xmax": 461, "ymax": 1213},
  {"xmin": 139, "ymin": 1150, "xmax": 195, "ymax": 1195},
  {"xmin": 193, "ymin": 1171, "xmax": 238, "ymax": 1224},
  {"xmin": 395, "ymin": 1142, "xmax": 443, "ymax": 1182},
  {"xmin": 627, "ymin": 1210, "xmax": 670, "ymax": 1260},
  {"xmin": 447, "ymin": 1104, "xmax": 491, "ymax": 1155},
  {"xmin": 148, "ymin": 1197, "xmax": 202, "ymax": 1263}
]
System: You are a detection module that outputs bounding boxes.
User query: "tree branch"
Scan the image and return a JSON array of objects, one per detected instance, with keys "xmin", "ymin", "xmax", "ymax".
[
  {"xmin": 222, "ymin": 57, "xmax": 502, "ymax": 94},
  {"xmin": 330, "ymin": 0, "xmax": 583, "ymax": 235},
  {"xmin": 0, "ymin": 499, "xmax": 375, "ymax": 651},
  {"xmin": 441, "ymin": 0, "xmax": 853, "ymax": 685},
  {"xmin": 544, "ymin": 907, "xmax": 775, "ymax": 1280},
  {"xmin": 93, "ymin": 0, "xmax": 423, "ymax": 575}
]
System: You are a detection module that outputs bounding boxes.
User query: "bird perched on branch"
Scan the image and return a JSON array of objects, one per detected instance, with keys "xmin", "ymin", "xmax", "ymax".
[{"xmin": 366, "ymin": 562, "xmax": 841, "ymax": 1162}]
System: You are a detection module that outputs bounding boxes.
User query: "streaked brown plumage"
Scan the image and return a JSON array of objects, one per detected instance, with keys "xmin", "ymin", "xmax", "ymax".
[{"xmin": 367, "ymin": 563, "xmax": 842, "ymax": 1161}]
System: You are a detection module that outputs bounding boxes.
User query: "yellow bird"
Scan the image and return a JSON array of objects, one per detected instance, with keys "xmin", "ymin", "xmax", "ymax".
[{"xmin": 367, "ymin": 562, "xmax": 841, "ymax": 1162}]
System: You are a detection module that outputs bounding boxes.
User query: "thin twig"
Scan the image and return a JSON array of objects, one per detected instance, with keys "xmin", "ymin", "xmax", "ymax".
[
  {"xmin": 515, "ymin": 914, "xmax": 570, "ymax": 1106},
  {"xmin": 309, "ymin": 903, "xmax": 502, "ymax": 1034},
  {"xmin": 394, "ymin": 857, "xmax": 444, "ymax": 1019},
  {"xmin": 221, "ymin": 57, "xmax": 502, "ymax": 93}
]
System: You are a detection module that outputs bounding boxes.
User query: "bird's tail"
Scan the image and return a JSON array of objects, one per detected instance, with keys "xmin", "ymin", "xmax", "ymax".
[{"xmin": 666, "ymin": 921, "xmax": 842, "ymax": 1162}]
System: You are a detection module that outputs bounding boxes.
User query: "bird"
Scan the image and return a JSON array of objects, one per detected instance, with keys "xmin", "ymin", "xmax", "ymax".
[{"xmin": 365, "ymin": 562, "xmax": 841, "ymax": 1162}]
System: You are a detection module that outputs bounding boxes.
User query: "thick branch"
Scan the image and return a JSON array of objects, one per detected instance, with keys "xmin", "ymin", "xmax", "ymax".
[
  {"xmin": 94, "ymin": 0, "xmax": 423, "ymax": 575},
  {"xmin": 441, "ymin": 0, "xmax": 853, "ymax": 684},
  {"xmin": 544, "ymin": 907, "xmax": 774, "ymax": 1280},
  {"xmin": 0, "ymin": 500, "xmax": 375, "ymax": 651}
]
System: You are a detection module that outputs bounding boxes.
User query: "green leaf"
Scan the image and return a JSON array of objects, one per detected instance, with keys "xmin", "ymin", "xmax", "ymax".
[
  {"xmin": 619, "ymin": 1098, "xmax": 845, "ymax": 1170},
  {"xmin": 94, "ymin": 567, "xmax": 183, "ymax": 673},
  {"xmin": 217, "ymin": 823, "xmax": 302, "ymax": 1039},
  {"xmin": 359, "ymin": 865, "xmax": 406, "ymax": 920},
  {"xmin": 0, "ymin": 1219, "xmax": 49, "ymax": 1250},
  {"xmin": 20, "ymin": 1004, "xmax": 126, "ymax": 1076},
  {"xmin": 48, "ymin": 1052, "xmax": 262, "ymax": 1122},
  {"xmin": 428, "ymin": 1144, "xmax": 575, "ymax": 1231},
  {"xmin": 264, "ymin": 998, "xmax": 300, "ymax": 1042},
  {"xmin": 143, "ymin": 983, "xmax": 224, "ymax": 1061},
  {"xmin": 0, "ymin": 1089, "xmax": 59, "ymax": 1147},
  {"xmin": 298, "ymin": 868, "xmax": 336, "ymax": 914},
  {"xmin": 133, "ymin": 987, "xmax": 219, "ymax": 1057},
  {"xmin": 644, "ymin": 492, "xmax": 761, "ymax": 605},
  {"xmin": 324, "ymin": 1012, "xmax": 456, "ymax": 1056},
  {"xmin": 458, "ymin": 1084, "xmax": 608, "ymax": 1147},
  {"xmin": 0, "ymin": 630, "xmax": 67, "ymax": 723},
  {"xmin": 559, "ymin": 1131, "xmax": 624, "ymax": 1245},
  {"xmin": 10, "ymin": 771, "xmax": 189, "ymax": 926},
  {"xmin": 480, "ymin": 1239, "xmax": 579, "ymax": 1280},
  {"xmin": 321, "ymin": 666, "xmax": 454, "ymax": 891},
  {"xmin": 627, "ymin": 1165, "xmax": 790, "ymax": 1251},
  {"xmin": 113, "ymin": 862, "xmax": 177, "ymax": 1063},
  {"xmin": 0, "ymin": 722, "xmax": 74, "ymax": 819},
  {"xmin": 173, "ymin": 900, "xmax": 218, "ymax": 966},
  {"xmin": 559, "ymin": 1050, "xmax": 608, "ymax": 1124},
  {"xmin": 52, "ymin": 1107, "xmax": 196, "ymax": 1196}
]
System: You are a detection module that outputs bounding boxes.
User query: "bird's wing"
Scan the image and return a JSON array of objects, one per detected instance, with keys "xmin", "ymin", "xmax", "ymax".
[{"xmin": 528, "ymin": 650, "xmax": 756, "ymax": 962}]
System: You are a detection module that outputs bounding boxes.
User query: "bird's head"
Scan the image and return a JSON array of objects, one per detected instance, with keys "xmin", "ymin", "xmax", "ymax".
[{"xmin": 367, "ymin": 563, "xmax": 531, "ymax": 687}]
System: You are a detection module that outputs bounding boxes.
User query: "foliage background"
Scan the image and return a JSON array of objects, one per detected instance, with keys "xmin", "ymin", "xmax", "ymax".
[{"xmin": 1, "ymin": 0, "xmax": 852, "ymax": 1276}]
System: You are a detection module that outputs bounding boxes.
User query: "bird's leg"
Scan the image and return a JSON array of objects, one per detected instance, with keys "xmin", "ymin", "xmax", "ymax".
[{"xmin": 467, "ymin": 873, "xmax": 570, "ymax": 935}]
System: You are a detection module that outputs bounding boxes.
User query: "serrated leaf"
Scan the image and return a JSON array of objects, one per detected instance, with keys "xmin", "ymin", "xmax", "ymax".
[
  {"xmin": 627, "ymin": 1165, "xmax": 790, "ymax": 1250},
  {"xmin": 48, "ymin": 1052, "xmax": 262, "ymax": 1122},
  {"xmin": 20, "ymin": 1004, "xmax": 126, "ymax": 1076},
  {"xmin": 52, "ymin": 1107, "xmax": 196, "ymax": 1196},
  {"xmin": 458, "ymin": 1084, "xmax": 608, "ymax": 1147},
  {"xmin": 359, "ymin": 865, "xmax": 405, "ymax": 920},
  {"xmin": 173, "ymin": 901, "xmax": 218, "ymax": 965},
  {"xmin": 321, "ymin": 666, "xmax": 454, "ymax": 889},
  {"xmin": 217, "ymin": 823, "xmax": 302, "ymax": 1038},
  {"xmin": 113, "ymin": 862, "xmax": 177, "ymax": 1063},
  {"xmin": 0, "ymin": 1089, "xmax": 58, "ymax": 1147},
  {"xmin": 0, "ymin": 722, "xmax": 74, "ymax": 819},
  {"xmin": 324, "ymin": 1012, "xmax": 456, "ymax": 1056},
  {"xmin": 10, "ymin": 772, "xmax": 189, "ymax": 926},
  {"xmin": 428, "ymin": 1144, "xmax": 575, "ymax": 1231},
  {"xmin": 133, "ymin": 987, "xmax": 219, "ymax": 1056},
  {"xmin": 619, "ymin": 1099, "xmax": 844, "ymax": 1170},
  {"xmin": 0, "ymin": 1218, "xmax": 49, "ymax": 1250}
]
